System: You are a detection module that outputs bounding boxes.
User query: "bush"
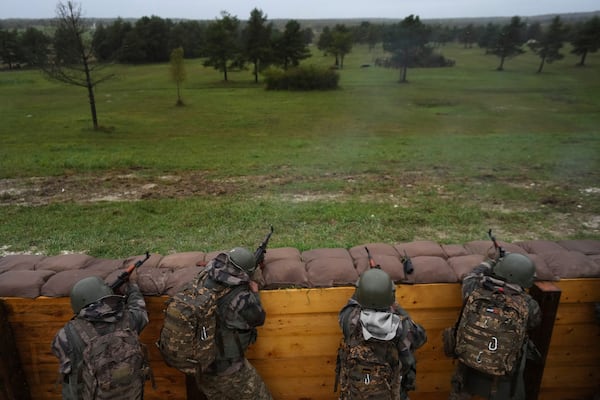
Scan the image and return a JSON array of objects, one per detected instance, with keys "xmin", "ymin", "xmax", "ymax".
[{"xmin": 263, "ymin": 65, "xmax": 340, "ymax": 91}]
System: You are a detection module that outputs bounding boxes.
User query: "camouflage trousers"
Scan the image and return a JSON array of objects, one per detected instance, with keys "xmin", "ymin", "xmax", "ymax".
[{"xmin": 197, "ymin": 358, "xmax": 273, "ymax": 400}]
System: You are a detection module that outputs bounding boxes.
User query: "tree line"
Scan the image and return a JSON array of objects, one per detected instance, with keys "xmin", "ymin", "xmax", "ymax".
[{"xmin": 1, "ymin": 1, "xmax": 599, "ymax": 130}]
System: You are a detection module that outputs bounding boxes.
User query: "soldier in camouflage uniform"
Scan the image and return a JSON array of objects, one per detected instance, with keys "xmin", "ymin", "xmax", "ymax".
[
  {"xmin": 449, "ymin": 253, "xmax": 541, "ymax": 400},
  {"xmin": 196, "ymin": 247, "xmax": 273, "ymax": 400},
  {"xmin": 337, "ymin": 268, "xmax": 427, "ymax": 400},
  {"xmin": 51, "ymin": 276, "xmax": 149, "ymax": 399}
]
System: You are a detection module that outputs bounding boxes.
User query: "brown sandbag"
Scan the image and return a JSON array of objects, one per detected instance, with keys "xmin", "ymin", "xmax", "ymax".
[
  {"xmin": 348, "ymin": 243, "xmax": 399, "ymax": 259},
  {"xmin": 464, "ymin": 240, "xmax": 525, "ymax": 258},
  {"xmin": 158, "ymin": 251, "xmax": 206, "ymax": 269},
  {"xmin": 447, "ymin": 255, "xmax": 486, "ymax": 280},
  {"xmin": 301, "ymin": 248, "xmax": 352, "ymax": 263},
  {"xmin": 0, "ymin": 270, "xmax": 55, "ymax": 298},
  {"xmin": 36, "ymin": 253, "xmax": 95, "ymax": 272},
  {"xmin": 515, "ymin": 240, "xmax": 567, "ymax": 255},
  {"xmin": 541, "ymin": 251, "xmax": 600, "ymax": 278},
  {"xmin": 354, "ymin": 255, "xmax": 406, "ymax": 282},
  {"xmin": 394, "ymin": 241, "xmax": 447, "ymax": 258},
  {"xmin": 262, "ymin": 259, "xmax": 309, "ymax": 289},
  {"xmin": 556, "ymin": 240, "xmax": 600, "ymax": 255},
  {"xmin": 164, "ymin": 266, "xmax": 204, "ymax": 296},
  {"xmin": 264, "ymin": 247, "xmax": 302, "ymax": 262},
  {"xmin": 306, "ymin": 257, "xmax": 358, "ymax": 287},
  {"xmin": 441, "ymin": 244, "xmax": 470, "ymax": 258},
  {"xmin": 404, "ymin": 256, "xmax": 458, "ymax": 284},
  {"xmin": 41, "ymin": 270, "xmax": 111, "ymax": 297},
  {"xmin": 0, "ymin": 254, "xmax": 45, "ymax": 274}
]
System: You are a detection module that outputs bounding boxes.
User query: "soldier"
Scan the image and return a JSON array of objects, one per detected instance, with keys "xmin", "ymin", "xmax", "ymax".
[
  {"xmin": 51, "ymin": 276, "xmax": 150, "ymax": 399},
  {"xmin": 449, "ymin": 253, "xmax": 541, "ymax": 400},
  {"xmin": 336, "ymin": 268, "xmax": 427, "ymax": 400},
  {"xmin": 196, "ymin": 247, "xmax": 273, "ymax": 400}
]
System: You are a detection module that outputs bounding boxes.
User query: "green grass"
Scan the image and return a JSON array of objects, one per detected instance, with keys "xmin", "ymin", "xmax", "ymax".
[{"xmin": 1, "ymin": 44, "xmax": 599, "ymax": 257}]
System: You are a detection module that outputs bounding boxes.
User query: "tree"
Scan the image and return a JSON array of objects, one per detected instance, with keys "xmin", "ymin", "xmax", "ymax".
[
  {"xmin": 330, "ymin": 25, "xmax": 353, "ymax": 69},
  {"xmin": 459, "ymin": 24, "xmax": 476, "ymax": 48},
  {"xmin": 490, "ymin": 16, "xmax": 526, "ymax": 71},
  {"xmin": 92, "ymin": 18, "xmax": 132, "ymax": 62},
  {"xmin": 272, "ymin": 20, "xmax": 310, "ymax": 70},
  {"xmin": 477, "ymin": 23, "xmax": 500, "ymax": 54},
  {"xmin": 19, "ymin": 27, "xmax": 51, "ymax": 66},
  {"xmin": 382, "ymin": 15, "xmax": 431, "ymax": 83},
  {"xmin": 0, "ymin": 28, "xmax": 19, "ymax": 69},
  {"xmin": 570, "ymin": 16, "xmax": 600, "ymax": 66},
  {"xmin": 243, "ymin": 8, "xmax": 273, "ymax": 83},
  {"xmin": 43, "ymin": 1, "xmax": 114, "ymax": 130},
  {"xmin": 528, "ymin": 16, "xmax": 567, "ymax": 73},
  {"xmin": 169, "ymin": 47, "xmax": 186, "ymax": 106},
  {"xmin": 203, "ymin": 12, "xmax": 242, "ymax": 81}
]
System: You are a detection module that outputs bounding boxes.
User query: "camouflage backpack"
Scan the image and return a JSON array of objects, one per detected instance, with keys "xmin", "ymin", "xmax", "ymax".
[
  {"xmin": 68, "ymin": 317, "xmax": 151, "ymax": 400},
  {"xmin": 454, "ymin": 277, "xmax": 529, "ymax": 376},
  {"xmin": 335, "ymin": 313, "xmax": 403, "ymax": 399},
  {"xmin": 157, "ymin": 268, "xmax": 233, "ymax": 375}
]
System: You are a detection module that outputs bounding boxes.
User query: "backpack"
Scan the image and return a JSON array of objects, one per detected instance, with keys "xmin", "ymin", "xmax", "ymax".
[
  {"xmin": 157, "ymin": 268, "xmax": 233, "ymax": 375},
  {"xmin": 454, "ymin": 278, "xmax": 529, "ymax": 376},
  {"xmin": 68, "ymin": 317, "xmax": 151, "ymax": 400},
  {"xmin": 335, "ymin": 311, "xmax": 403, "ymax": 399}
]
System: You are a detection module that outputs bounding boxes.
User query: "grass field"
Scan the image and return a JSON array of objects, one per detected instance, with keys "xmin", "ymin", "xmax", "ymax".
[{"xmin": 1, "ymin": 43, "xmax": 599, "ymax": 257}]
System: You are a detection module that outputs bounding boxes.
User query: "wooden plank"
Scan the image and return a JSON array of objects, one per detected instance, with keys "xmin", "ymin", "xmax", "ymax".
[
  {"xmin": 2, "ymin": 279, "xmax": 599, "ymax": 400},
  {"xmin": 525, "ymin": 281, "xmax": 561, "ymax": 400},
  {"xmin": 553, "ymin": 278, "xmax": 600, "ymax": 303},
  {"xmin": 0, "ymin": 300, "xmax": 32, "ymax": 400}
]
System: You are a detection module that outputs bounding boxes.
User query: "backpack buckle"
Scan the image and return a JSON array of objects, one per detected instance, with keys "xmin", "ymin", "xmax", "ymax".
[
  {"xmin": 488, "ymin": 336, "xmax": 498, "ymax": 351},
  {"xmin": 200, "ymin": 326, "xmax": 208, "ymax": 341}
]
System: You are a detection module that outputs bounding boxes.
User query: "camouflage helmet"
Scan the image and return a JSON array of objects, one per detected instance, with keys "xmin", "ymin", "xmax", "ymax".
[
  {"xmin": 70, "ymin": 276, "xmax": 113, "ymax": 314},
  {"xmin": 355, "ymin": 268, "xmax": 395, "ymax": 310},
  {"xmin": 228, "ymin": 247, "xmax": 257, "ymax": 274},
  {"xmin": 493, "ymin": 253, "xmax": 536, "ymax": 288}
]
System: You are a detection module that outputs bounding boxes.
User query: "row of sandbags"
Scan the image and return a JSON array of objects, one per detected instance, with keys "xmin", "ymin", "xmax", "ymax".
[{"xmin": 0, "ymin": 239, "xmax": 599, "ymax": 298}]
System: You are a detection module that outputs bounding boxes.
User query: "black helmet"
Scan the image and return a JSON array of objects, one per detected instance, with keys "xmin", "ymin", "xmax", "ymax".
[
  {"xmin": 70, "ymin": 276, "xmax": 113, "ymax": 314},
  {"xmin": 355, "ymin": 269, "xmax": 395, "ymax": 310},
  {"xmin": 228, "ymin": 247, "xmax": 257, "ymax": 274},
  {"xmin": 493, "ymin": 253, "xmax": 536, "ymax": 288}
]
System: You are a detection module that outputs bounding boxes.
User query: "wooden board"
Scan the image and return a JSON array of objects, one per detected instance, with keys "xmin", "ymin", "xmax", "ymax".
[{"xmin": 2, "ymin": 278, "xmax": 599, "ymax": 400}]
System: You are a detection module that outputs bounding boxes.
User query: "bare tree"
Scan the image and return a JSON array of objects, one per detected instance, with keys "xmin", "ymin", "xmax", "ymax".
[{"xmin": 43, "ymin": 1, "xmax": 114, "ymax": 130}]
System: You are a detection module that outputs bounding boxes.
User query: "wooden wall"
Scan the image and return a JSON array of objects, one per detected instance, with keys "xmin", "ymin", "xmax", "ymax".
[{"xmin": 1, "ymin": 279, "xmax": 599, "ymax": 400}]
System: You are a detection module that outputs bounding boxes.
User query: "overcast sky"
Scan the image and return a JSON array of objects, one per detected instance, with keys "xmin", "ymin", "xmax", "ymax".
[{"xmin": 1, "ymin": 0, "xmax": 599, "ymax": 20}]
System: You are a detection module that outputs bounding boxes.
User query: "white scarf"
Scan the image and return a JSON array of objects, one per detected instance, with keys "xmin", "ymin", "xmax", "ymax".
[{"xmin": 359, "ymin": 310, "xmax": 400, "ymax": 341}]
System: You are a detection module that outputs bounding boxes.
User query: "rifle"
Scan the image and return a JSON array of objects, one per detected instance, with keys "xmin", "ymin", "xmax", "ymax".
[
  {"xmin": 402, "ymin": 250, "xmax": 414, "ymax": 275},
  {"xmin": 488, "ymin": 229, "xmax": 506, "ymax": 260},
  {"xmin": 254, "ymin": 225, "xmax": 274, "ymax": 269},
  {"xmin": 110, "ymin": 251, "xmax": 150, "ymax": 290},
  {"xmin": 365, "ymin": 246, "xmax": 380, "ymax": 269}
]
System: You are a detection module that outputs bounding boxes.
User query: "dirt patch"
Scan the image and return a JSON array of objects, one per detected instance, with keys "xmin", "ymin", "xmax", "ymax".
[{"xmin": 0, "ymin": 172, "xmax": 247, "ymax": 206}]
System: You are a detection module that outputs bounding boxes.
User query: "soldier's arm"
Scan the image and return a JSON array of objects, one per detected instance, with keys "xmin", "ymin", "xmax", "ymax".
[{"xmin": 124, "ymin": 283, "xmax": 149, "ymax": 333}]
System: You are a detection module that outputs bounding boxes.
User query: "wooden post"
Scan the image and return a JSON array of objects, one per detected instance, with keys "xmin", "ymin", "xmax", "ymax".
[
  {"xmin": 0, "ymin": 300, "xmax": 31, "ymax": 400},
  {"xmin": 524, "ymin": 281, "xmax": 562, "ymax": 400}
]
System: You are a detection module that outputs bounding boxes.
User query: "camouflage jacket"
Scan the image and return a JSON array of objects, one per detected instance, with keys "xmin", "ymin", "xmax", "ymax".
[
  {"xmin": 339, "ymin": 298, "xmax": 427, "ymax": 374},
  {"xmin": 205, "ymin": 254, "xmax": 267, "ymax": 373},
  {"xmin": 51, "ymin": 283, "xmax": 148, "ymax": 398}
]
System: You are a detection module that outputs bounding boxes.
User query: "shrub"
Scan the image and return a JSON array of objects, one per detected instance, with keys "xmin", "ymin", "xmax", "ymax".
[{"xmin": 263, "ymin": 65, "xmax": 339, "ymax": 91}]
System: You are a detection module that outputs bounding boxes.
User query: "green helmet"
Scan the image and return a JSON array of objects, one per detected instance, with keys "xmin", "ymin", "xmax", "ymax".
[
  {"xmin": 493, "ymin": 253, "xmax": 536, "ymax": 288},
  {"xmin": 228, "ymin": 247, "xmax": 257, "ymax": 274},
  {"xmin": 70, "ymin": 276, "xmax": 113, "ymax": 314},
  {"xmin": 355, "ymin": 268, "xmax": 395, "ymax": 310}
]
